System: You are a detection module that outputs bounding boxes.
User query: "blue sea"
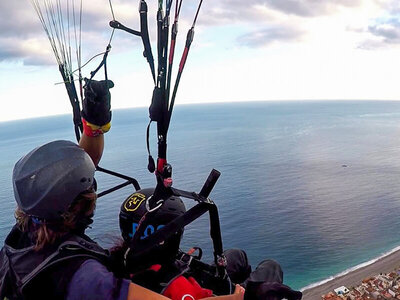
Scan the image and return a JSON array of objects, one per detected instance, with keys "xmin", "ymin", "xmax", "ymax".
[{"xmin": 2, "ymin": 101, "xmax": 400, "ymax": 290}]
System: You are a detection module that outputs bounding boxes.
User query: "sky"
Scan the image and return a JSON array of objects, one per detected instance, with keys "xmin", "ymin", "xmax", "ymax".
[{"xmin": 1, "ymin": 0, "xmax": 400, "ymax": 122}]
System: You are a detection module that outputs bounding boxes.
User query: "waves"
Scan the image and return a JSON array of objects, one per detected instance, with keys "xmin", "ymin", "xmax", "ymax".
[
  {"xmin": 300, "ymin": 245, "xmax": 400, "ymax": 291},
  {"xmin": 359, "ymin": 112, "xmax": 400, "ymax": 118}
]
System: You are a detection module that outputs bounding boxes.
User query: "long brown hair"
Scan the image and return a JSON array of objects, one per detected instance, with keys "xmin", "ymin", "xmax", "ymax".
[{"xmin": 15, "ymin": 190, "xmax": 97, "ymax": 251}]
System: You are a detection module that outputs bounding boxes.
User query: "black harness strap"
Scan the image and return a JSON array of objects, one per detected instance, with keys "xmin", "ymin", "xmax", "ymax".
[
  {"xmin": 128, "ymin": 169, "xmax": 226, "ymax": 279},
  {"xmin": 88, "ymin": 44, "xmax": 111, "ymax": 82},
  {"xmin": 109, "ymin": 0, "xmax": 205, "ymax": 185},
  {"xmin": 109, "ymin": 20, "xmax": 141, "ymax": 36},
  {"xmin": 140, "ymin": 0, "xmax": 156, "ymax": 84},
  {"xmin": 128, "ymin": 199, "xmax": 226, "ymax": 279},
  {"xmin": 110, "ymin": 1, "xmax": 156, "ymax": 84},
  {"xmin": 129, "ymin": 201, "xmax": 209, "ymax": 258},
  {"xmin": 59, "ymin": 64, "xmax": 82, "ymax": 142}
]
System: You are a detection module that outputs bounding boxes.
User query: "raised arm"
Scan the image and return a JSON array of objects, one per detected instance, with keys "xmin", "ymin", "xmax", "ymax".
[
  {"xmin": 79, "ymin": 134, "xmax": 104, "ymax": 166},
  {"xmin": 127, "ymin": 283, "xmax": 171, "ymax": 300},
  {"xmin": 78, "ymin": 79, "xmax": 114, "ymax": 166}
]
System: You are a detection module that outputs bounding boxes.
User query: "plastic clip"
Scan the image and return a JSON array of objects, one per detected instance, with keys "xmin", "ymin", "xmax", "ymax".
[{"xmin": 146, "ymin": 195, "xmax": 164, "ymax": 212}]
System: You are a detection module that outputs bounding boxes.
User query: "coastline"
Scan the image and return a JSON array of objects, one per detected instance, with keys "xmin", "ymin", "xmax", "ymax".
[{"xmin": 301, "ymin": 247, "xmax": 400, "ymax": 300}]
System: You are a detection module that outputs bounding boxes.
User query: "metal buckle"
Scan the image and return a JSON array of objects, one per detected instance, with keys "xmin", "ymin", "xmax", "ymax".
[
  {"xmin": 217, "ymin": 254, "xmax": 227, "ymax": 267},
  {"xmin": 179, "ymin": 252, "xmax": 193, "ymax": 266}
]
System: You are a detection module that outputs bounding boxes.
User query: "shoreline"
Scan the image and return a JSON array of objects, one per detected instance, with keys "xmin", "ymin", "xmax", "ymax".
[{"xmin": 301, "ymin": 247, "xmax": 400, "ymax": 300}]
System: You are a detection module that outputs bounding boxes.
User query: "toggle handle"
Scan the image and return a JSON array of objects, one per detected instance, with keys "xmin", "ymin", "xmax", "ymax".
[{"xmin": 199, "ymin": 169, "xmax": 221, "ymax": 198}]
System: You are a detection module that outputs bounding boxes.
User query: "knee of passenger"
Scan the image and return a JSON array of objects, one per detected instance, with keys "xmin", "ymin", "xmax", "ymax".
[
  {"xmin": 255, "ymin": 259, "xmax": 283, "ymax": 282},
  {"xmin": 257, "ymin": 259, "xmax": 281, "ymax": 269}
]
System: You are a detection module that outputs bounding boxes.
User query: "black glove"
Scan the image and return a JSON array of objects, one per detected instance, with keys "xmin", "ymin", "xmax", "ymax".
[{"xmin": 81, "ymin": 78, "xmax": 114, "ymax": 126}]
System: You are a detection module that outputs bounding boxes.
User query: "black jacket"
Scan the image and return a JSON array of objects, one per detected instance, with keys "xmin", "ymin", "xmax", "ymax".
[{"xmin": 0, "ymin": 225, "xmax": 109, "ymax": 300}]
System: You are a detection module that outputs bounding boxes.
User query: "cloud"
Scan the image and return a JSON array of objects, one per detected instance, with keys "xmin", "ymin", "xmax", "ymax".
[
  {"xmin": 357, "ymin": 17, "xmax": 400, "ymax": 49},
  {"xmin": 266, "ymin": 0, "xmax": 362, "ymax": 17},
  {"xmin": 374, "ymin": 0, "xmax": 400, "ymax": 14},
  {"xmin": 0, "ymin": 37, "xmax": 54, "ymax": 65},
  {"xmin": 199, "ymin": 1, "xmax": 274, "ymax": 24},
  {"xmin": 199, "ymin": 0, "xmax": 364, "ymax": 25},
  {"xmin": 0, "ymin": 2, "xmax": 42, "ymax": 38},
  {"xmin": 369, "ymin": 19, "xmax": 400, "ymax": 42},
  {"xmin": 0, "ymin": 0, "xmax": 121, "ymax": 65},
  {"xmin": 0, "ymin": 0, "xmax": 388, "ymax": 63},
  {"xmin": 238, "ymin": 25, "xmax": 305, "ymax": 48}
]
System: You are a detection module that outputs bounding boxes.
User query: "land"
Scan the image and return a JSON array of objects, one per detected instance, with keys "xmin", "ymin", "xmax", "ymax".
[{"xmin": 302, "ymin": 249, "xmax": 400, "ymax": 300}]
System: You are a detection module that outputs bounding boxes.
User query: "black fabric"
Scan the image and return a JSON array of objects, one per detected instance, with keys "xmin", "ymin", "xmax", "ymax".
[
  {"xmin": 242, "ymin": 259, "xmax": 302, "ymax": 300},
  {"xmin": 224, "ymin": 249, "xmax": 252, "ymax": 284},
  {"xmin": 149, "ymin": 87, "xmax": 165, "ymax": 122},
  {"xmin": 22, "ymin": 257, "xmax": 88, "ymax": 300},
  {"xmin": 0, "ymin": 225, "xmax": 109, "ymax": 300},
  {"xmin": 243, "ymin": 259, "xmax": 283, "ymax": 286},
  {"xmin": 194, "ymin": 249, "xmax": 250, "ymax": 295},
  {"xmin": 0, "ymin": 247, "xmax": 13, "ymax": 299},
  {"xmin": 244, "ymin": 281, "xmax": 303, "ymax": 300},
  {"xmin": 127, "ymin": 201, "xmax": 210, "ymax": 264},
  {"xmin": 139, "ymin": 0, "xmax": 156, "ymax": 83},
  {"xmin": 202, "ymin": 250, "xmax": 302, "ymax": 300},
  {"xmin": 130, "ymin": 263, "xmax": 183, "ymax": 294},
  {"xmin": 81, "ymin": 79, "xmax": 114, "ymax": 126}
]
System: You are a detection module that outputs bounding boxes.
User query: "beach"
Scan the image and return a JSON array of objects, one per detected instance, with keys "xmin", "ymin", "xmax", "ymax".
[{"xmin": 302, "ymin": 249, "xmax": 400, "ymax": 300}]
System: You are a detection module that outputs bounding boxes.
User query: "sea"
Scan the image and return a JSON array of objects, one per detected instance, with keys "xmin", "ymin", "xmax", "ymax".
[{"xmin": 1, "ymin": 100, "xmax": 400, "ymax": 291}]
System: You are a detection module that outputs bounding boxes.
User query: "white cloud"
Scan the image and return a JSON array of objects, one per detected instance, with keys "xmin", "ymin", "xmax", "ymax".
[
  {"xmin": 237, "ymin": 25, "xmax": 305, "ymax": 48},
  {"xmin": 2, "ymin": 0, "xmax": 400, "ymax": 123},
  {"xmin": 0, "ymin": 0, "xmax": 384, "ymax": 64}
]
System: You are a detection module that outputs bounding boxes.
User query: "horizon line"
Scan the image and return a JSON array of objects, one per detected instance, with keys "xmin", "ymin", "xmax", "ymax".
[{"xmin": 2, "ymin": 99, "xmax": 400, "ymax": 123}]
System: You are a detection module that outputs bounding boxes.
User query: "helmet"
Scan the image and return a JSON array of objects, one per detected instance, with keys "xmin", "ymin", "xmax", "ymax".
[
  {"xmin": 119, "ymin": 188, "xmax": 186, "ymax": 265},
  {"xmin": 12, "ymin": 140, "xmax": 96, "ymax": 220}
]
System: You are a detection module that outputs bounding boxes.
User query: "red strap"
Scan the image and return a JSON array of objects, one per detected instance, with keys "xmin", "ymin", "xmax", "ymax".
[
  {"xmin": 157, "ymin": 158, "xmax": 167, "ymax": 173},
  {"xmin": 148, "ymin": 264, "xmax": 162, "ymax": 272}
]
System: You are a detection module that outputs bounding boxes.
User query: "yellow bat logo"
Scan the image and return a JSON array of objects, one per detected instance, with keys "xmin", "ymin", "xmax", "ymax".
[{"xmin": 123, "ymin": 193, "xmax": 146, "ymax": 212}]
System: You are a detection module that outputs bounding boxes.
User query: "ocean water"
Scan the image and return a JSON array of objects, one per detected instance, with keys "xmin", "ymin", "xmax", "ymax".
[{"xmin": 2, "ymin": 101, "xmax": 400, "ymax": 290}]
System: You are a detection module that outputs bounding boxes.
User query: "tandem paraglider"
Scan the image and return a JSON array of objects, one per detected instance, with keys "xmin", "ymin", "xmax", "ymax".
[{"xmin": 0, "ymin": 1, "xmax": 302, "ymax": 299}]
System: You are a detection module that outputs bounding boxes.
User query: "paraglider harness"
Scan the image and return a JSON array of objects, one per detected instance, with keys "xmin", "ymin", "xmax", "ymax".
[
  {"xmin": 107, "ymin": 1, "xmax": 231, "ymax": 291},
  {"xmin": 33, "ymin": 0, "xmax": 232, "ymax": 294}
]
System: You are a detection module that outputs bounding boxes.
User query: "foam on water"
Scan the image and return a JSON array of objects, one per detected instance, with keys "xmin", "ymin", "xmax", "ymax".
[{"xmin": 301, "ymin": 245, "xmax": 400, "ymax": 291}]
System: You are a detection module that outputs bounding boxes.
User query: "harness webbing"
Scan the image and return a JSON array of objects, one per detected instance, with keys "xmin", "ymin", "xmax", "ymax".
[
  {"xmin": 129, "ymin": 170, "xmax": 226, "ymax": 278},
  {"xmin": 59, "ymin": 64, "xmax": 82, "ymax": 142},
  {"xmin": 140, "ymin": 0, "xmax": 157, "ymax": 84},
  {"xmin": 110, "ymin": 0, "xmax": 204, "ymax": 183},
  {"xmin": 108, "ymin": 0, "xmax": 227, "ymax": 282},
  {"xmin": 128, "ymin": 198, "xmax": 227, "ymax": 278}
]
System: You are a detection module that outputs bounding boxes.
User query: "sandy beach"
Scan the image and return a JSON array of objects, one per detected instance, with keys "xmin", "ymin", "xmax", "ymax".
[{"xmin": 301, "ymin": 249, "xmax": 400, "ymax": 300}]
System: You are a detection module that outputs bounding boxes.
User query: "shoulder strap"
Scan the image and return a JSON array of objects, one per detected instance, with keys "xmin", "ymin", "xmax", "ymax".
[
  {"xmin": 20, "ymin": 236, "xmax": 109, "ymax": 293},
  {"xmin": 0, "ymin": 247, "xmax": 14, "ymax": 300}
]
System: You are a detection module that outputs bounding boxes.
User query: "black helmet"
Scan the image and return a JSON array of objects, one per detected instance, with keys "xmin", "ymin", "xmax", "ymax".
[
  {"xmin": 12, "ymin": 140, "xmax": 96, "ymax": 220},
  {"xmin": 119, "ymin": 188, "xmax": 186, "ymax": 265}
]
